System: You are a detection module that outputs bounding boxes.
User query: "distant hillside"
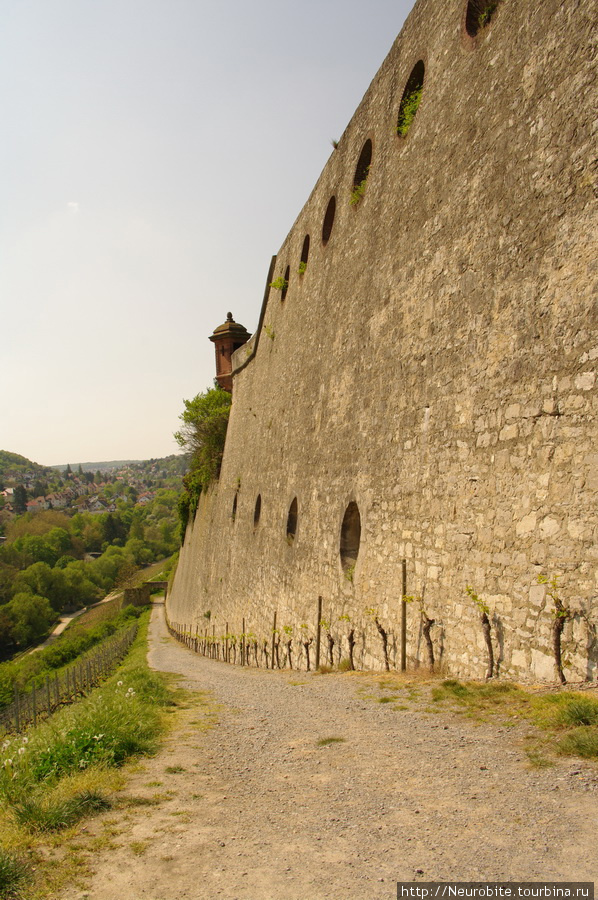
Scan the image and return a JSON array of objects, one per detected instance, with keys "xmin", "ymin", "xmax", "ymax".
[
  {"xmin": 52, "ymin": 456, "xmax": 185, "ymax": 474},
  {"xmin": 52, "ymin": 460, "xmax": 142, "ymax": 473},
  {"xmin": 0, "ymin": 450, "xmax": 55, "ymax": 481}
]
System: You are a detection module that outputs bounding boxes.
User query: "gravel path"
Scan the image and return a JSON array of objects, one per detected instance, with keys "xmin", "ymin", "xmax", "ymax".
[{"xmin": 64, "ymin": 601, "xmax": 598, "ymax": 900}]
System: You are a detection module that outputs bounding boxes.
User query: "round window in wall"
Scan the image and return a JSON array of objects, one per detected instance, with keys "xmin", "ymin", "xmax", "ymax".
[
  {"xmin": 254, "ymin": 494, "xmax": 262, "ymax": 527},
  {"xmin": 465, "ymin": 0, "xmax": 500, "ymax": 37},
  {"xmin": 340, "ymin": 501, "xmax": 361, "ymax": 575},
  {"xmin": 322, "ymin": 196, "xmax": 336, "ymax": 245},
  {"xmin": 286, "ymin": 497, "xmax": 298, "ymax": 542}
]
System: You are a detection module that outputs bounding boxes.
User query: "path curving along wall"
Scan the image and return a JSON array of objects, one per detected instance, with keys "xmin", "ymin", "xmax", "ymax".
[{"xmin": 169, "ymin": 0, "xmax": 598, "ymax": 682}]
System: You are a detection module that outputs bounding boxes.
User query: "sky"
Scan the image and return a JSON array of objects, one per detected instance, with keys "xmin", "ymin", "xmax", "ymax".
[{"xmin": 1, "ymin": 0, "xmax": 415, "ymax": 467}]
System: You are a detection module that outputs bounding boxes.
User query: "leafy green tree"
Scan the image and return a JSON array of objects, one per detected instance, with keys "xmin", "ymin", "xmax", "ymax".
[
  {"xmin": 174, "ymin": 387, "xmax": 232, "ymax": 485},
  {"xmin": 0, "ymin": 563, "xmax": 18, "ymax": 604},
  {"xmin": 32, "ymin": 480, "xmax": 48, "ymax": 497},
  {"xmin": 13, "ymin": 485, "xmax": 27, "ymax": 514},
  {"xmin": 80, "ymin": 517, "xmax": 104, "ymax": 553},
  {"xmin": 6, "ymin": 509, "xmax": 71, "ymax": 541},
  {"xmin": 61, "ymin": 561, "xmax": 102, "ymax": 607},
  {"xmin": 5, "ymin": 593, "xmax": 56, "ymax": 647},
  {"xmin": 101, "ymin": 512, "xmax": 127, "ymax": 545},
  {"xmin": 12, "ymin": 534, "xmax": 57, "ymax": 567},
  {"xmin": 12, "ymin": 562, "xmax": 61, "ymax": 610},
  {"xmin": 45, "ymin": 527, "xmax": 73, "ymax": 559},
  {"xmin": 124, "ymin": 537, "xmax": 153, "ymax": 566},
  {"xmin": 0, "ymin": 605, "xmax": 13, "ymax": 654},
  {"xmin": 174, "ymin": 386, "xmax": 231, "ymax": 537}
]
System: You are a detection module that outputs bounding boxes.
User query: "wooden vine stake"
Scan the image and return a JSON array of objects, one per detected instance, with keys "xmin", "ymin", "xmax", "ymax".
[
  {"xmin": 466, "ymin": 586, "xmax": 494, "ymax": 680},
  {"xmin": 271, "ymin": 612, "xmax": 277, "ymax": 670},
  {"xmin": 538, "ymin": 574, "xmax": 570, "ymax": 685},
  {"xmin": 401, "ymin": 559, "xmax": 408, "ymax": 671},
  {"xmin": 315, "ymin": 596, "xmax": 322, "ymax": 670}
]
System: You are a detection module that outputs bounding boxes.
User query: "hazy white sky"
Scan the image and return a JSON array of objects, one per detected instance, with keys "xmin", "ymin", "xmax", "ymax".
[{"xmin": 1, "ymin": 0, "xmax": 415, "ymax": 467}]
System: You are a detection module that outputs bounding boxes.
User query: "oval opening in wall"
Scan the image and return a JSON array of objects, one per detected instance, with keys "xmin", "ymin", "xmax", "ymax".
[
  {"xmin": 322, "ymin": 196, "xmax": 336, "ymax": 245},
  {"xmin": 340, "ymin": 501, "xmax": 361, "ymax": 575},
  {"xmin": 254, "ymin": 494, "xmax": 262, "ymax": 527},
  {"xmin": 286, "ymin": 497, "xmax": 298, "ymax": 542}
]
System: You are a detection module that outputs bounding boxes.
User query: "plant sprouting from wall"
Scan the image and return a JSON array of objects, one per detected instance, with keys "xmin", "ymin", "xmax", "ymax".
[
  {"xmin": 478, "ymin": 0, "xmax": 498, "ymax": 28},
  {"xmin": 405, "ymin": 591, "xmax": 436, "ymax": 671},
  {"xmin": 365, "ymin": 607, "xmax": 390, "ymax": 671},
  {"xmin": 396, "ymin": 86, "xmax": 422, "ymax": 137},
  {"xmin": 269, "ymin": 277, "xmax": 288, "ymax": 292},
  {"xmin": 298, "ymin": 261, "xmax": 307, "ymax": 275},
  {"xmin": 538, "ymin": 574, "xmax": 571, "ymax": 685},
  {"xmin": 263, "ymin": 324, "xmax": 275, "ymax": 341},
  {"xmin": 174, "ymin": 386, "xmax": 232, "ymax": 539},
  {"xmin": 350, "ymin": 168, "xmax": 369, "ymax": 206},
  {"xmin": 337, "ymin": 614, "xmax": 355, "ymax": 670},
  {"xmin": 344, "ymin": 563, "xmax": 356, "ymax": 583},
  {"xmin": 466, "ymin": 586, "xmax": 494, "ymax": 680}
]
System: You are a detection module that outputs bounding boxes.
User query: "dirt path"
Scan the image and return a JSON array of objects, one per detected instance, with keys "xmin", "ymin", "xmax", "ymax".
[{"xmin": 61, "ymin": 601, "xmax": 598, "ymax": 900}]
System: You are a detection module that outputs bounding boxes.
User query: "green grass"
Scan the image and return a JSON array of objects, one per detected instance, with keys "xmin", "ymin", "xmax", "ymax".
[
  {"xmin": 12, "ymin": 790, "xmax": 110, "ymax": 832},
  {"xmin": 0, "ymin": 609, "xmax": 174, "ymax": 897},
  {"xmin": 557, "ymin": 727, "xmax": 598, "ymax": 758},
  {"xmin": 0, "ymin": 846, "xmax": 29, "ymax": 899},
  {"xmin": 316, "ymin": 736, "xmax": 345, "ymax": 747},
  {"xmin": 430, "ymin": 679, "xmax": 598, "ymax": 761},
  {"xmin": 431, "ymin": 679, "xmax": 521, "ymax": 707}
]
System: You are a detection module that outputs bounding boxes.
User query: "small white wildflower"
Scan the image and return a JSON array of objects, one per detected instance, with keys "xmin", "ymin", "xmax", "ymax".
[
  {"xmin": 18, "ymin": 747, "xmax": 25, "ymax": 756},
  {"xmin": 22, "ymin": 737, "xmax": 28, "ymax": 744},
  {"xmin": 2, "ymin": 741, "xmax": 10, "ymax": 751},
  {"xmin": 5, "ymin": 759, "xmax": 12, "ymax": 767},
  {"xmin": 117, "ymin": 681, "xmax": 123, "ymax": 686}
]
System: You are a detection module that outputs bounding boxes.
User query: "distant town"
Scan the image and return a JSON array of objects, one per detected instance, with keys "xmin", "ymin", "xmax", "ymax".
[{"xmin": 0, "ymin": 450, "xmax": 186, "ymax": 532}]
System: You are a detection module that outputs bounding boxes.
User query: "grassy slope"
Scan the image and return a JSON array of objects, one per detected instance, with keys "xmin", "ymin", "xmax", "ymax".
[{"xmin": 0, "ymin": 609, "xmax": 175, "ymax": 899}]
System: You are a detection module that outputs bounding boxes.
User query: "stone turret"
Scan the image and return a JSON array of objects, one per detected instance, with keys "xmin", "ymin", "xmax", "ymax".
[{"xmin": 209, "ymin": 312, "xmax": 250, "ymax": 393}]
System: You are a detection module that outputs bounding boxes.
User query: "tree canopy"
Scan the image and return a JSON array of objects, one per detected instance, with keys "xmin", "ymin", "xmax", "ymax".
[{"xmin": 174, "ymin": 386, "xmax": 232, "ymax": 537}]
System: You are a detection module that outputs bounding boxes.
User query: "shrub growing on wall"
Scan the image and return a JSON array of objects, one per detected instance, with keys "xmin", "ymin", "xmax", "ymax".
[{"xmin": 174, "ymin": 386, "xmax": 232, "ymax": 538}]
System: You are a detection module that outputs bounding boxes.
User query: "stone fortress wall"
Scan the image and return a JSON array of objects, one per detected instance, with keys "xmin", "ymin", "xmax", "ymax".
[{"xmin": 168, "ymin": 0, "xmax": 598, "ymax": 681}]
